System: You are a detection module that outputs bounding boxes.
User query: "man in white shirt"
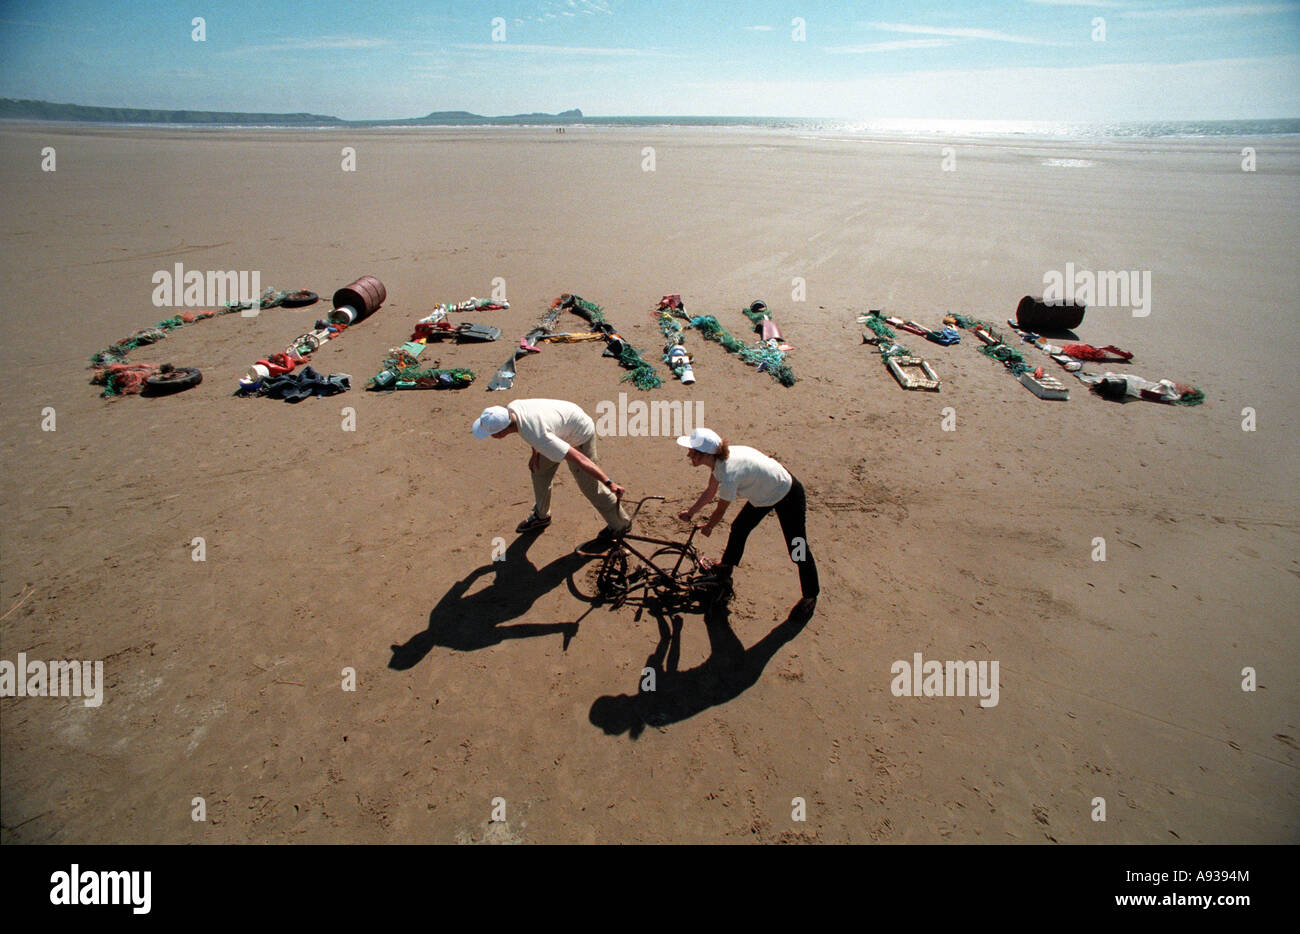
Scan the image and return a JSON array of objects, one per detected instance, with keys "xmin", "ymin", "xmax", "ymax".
[
  {"xmin": 676, "ymin": 427, "xmax": 818, "ymax": 619},
  {"xmin": 473, "ymin": 399, "xmax": 631, "ymax": 544}
]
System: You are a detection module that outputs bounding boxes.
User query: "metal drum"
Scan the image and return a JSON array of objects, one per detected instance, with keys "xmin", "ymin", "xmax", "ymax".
[
  {"xmin": 1016, "ymin": 295, "xmax": 1085, "ymax": 332},
  {"xmin": 331, "ymin": 275, "xmax": 387, "ymax": 324}
]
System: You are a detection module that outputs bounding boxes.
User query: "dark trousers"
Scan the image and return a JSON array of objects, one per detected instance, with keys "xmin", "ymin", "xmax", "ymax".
[{"xmin": 720, "ymin": 477, "xmax": 819, "ymax": 598}]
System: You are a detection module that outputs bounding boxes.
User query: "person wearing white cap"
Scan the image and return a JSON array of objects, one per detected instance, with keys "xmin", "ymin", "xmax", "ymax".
[
  {"xmin": 473, "ymin": 399, "xmax": 631, "ymax": 543},
  {"xmin": 676, "ymin": 427, "xmax": 818, "ymax": 618}
]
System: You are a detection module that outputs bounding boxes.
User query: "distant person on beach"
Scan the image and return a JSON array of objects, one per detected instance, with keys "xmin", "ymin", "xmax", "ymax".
[
  {"xmin": 473, "ymin": 399, "xmax": 630, "ymax": 547},
  {"xmin": 675, "ymin": 427, "xmax": 818, "ymax": 619}
]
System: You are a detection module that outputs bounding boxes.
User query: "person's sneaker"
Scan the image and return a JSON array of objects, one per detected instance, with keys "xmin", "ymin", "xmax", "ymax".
[
  {"xmin": 516, "ymin": 510, "xmax": 552, "ymax": 533},
  {"xmin": 579, "ymin": 525, "xmax": 626, "ymax": 554},
  {"xmin": 595, "ymin": 525, "xmax": 627, "ymax": 543}
]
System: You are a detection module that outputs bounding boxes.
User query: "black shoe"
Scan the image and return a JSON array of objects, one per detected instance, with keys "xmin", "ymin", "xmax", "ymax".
[
  {"xmin": 579, "ymin": 526, "xmax": 625, "ymax": 555},
  {"xmin": 516, "ymin": 510, "xmax": 552, "ymax": 533},
  {"xmin": 595, "ymin": 525, "xmax": 627, "ymax": 544}
]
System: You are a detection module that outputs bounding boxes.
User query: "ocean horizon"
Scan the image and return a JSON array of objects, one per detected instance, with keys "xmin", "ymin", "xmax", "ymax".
[{"xmin": 6, "ymin": 115, "xmax": 1299, "ymax": 141}]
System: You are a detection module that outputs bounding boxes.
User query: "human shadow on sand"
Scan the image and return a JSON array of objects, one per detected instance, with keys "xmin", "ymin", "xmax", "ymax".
[
  {"xmin": 588, "ymin": 600, "xmax": 812, "ymax": 739},
  {"xmin": 389, "ymin": 532, "xmax": 590, "ymax": 670}
]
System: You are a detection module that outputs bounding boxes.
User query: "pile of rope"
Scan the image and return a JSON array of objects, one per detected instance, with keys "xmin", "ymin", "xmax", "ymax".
[
  {"xmin": 558, "ymin": 294, "xmax": 662, "ymax": 390},
  {"xmin": 688, "ymin": 313, "xmax": 795, "ymax": 386},
  {"xmin": 90, "ymin": 288, "xmax": 298, "ymax": 396}
]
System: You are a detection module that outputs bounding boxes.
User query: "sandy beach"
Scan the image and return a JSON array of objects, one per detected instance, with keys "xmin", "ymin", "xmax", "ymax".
[{"xmin": 0, "ymin": 123, "xmax": 1296, "ymax": 844}]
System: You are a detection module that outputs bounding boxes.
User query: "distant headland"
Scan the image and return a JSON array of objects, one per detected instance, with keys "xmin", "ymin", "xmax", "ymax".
[{"xmin": 0, "ymin": 98, "xmax": 584, "ymax": 126}]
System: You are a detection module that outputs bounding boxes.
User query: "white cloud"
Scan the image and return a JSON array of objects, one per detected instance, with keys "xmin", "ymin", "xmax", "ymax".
[
  {"xmin": 863, "ymin": 20, "xmax": 1066, "ymax": 45},
  {"xmin": 1026, "ymin": 0, "xmax": 1123, "ymax": 7},
  {"xmin": 825, "ymin": 39, "xmax": 956, "ymax": 54},
  {"xmin": 230, "ymin": 36, "xmax": 388, "ymax": 55},
  {"xmin": 527, "ymin": 0, "xmax": 612, "ymax": 21},
  {"xmin": 454, "ymin": 43, "xmax": 657, "ymax": 56},
  {"xmin": 1123, "ymin": 3, "xmax": 1300, "ymax": 17}
]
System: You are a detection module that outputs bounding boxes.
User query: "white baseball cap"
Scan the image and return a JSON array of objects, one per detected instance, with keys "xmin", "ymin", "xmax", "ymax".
[
  {"xmin": 472, "ymin": 405, "xmax": 511, "ymax": 439},
  {"xmin": 676, "ymin": 427, "xmax": 722, "ymax": 454}
]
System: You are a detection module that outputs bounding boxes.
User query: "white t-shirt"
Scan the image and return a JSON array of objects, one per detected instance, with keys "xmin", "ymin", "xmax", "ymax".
[
  {"xmin": 508, "ymin": 399, "xmax": 595, "ymax": 463},
  {"xmin": 713, "ymin": 445, "xmax": 792, "ymax": 508}
]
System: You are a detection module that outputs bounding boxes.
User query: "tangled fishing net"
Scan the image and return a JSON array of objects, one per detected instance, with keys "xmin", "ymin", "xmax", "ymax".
[
  {"xmin": 383, "ymin": 367, "xmax": 476, "ymax": 389},
  {"xmin": 861, "ymin": 315, "xmax": 914, "ymax": 360},
  {"xmin": 689, "ymin": 314, "xmax": 795, "ymax": 386}
]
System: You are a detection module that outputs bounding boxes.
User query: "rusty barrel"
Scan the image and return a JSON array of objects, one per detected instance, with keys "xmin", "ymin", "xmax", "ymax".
[
  {"xmin": 331, "ymin": 275, "xmax": 386, "ymax": 324},
  {"xmin": 1016, "ymin": 295, "xmax": 1085, "ymax": 332}
]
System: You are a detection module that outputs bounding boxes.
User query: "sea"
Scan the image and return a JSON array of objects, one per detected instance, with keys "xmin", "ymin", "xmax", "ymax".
[
  {"xmin": 46, "ymin": 117, "xmax": 1300, "ymax": 141},
  {"xmin": 530, "ymin": 117, "xmax": 1300, "ymax": 140}
]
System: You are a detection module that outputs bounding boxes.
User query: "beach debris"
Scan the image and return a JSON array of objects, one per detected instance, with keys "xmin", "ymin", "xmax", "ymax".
[
  {"xmin": 489, "ymin": 302, "xmax": 563, "ymax": 390},
  {"xmin": 1079, "ymin": 372, "xmax": 1204, "ymax": 406},
  {"xmin": 947, "ymin": 313, "xmax": 1037, "ymax": 384},
  {"xmin": 327, "ymin": 275, "xmax": 386, "ymax": 325},
  {"xmin": 426, "ymin": 296, "xmax": 509, "ymax": 316},
  {"xmin": 366, "ymin": 327, "xmax": 475, "ymax": 391},
  {"xmin": 487, "ymin": 293, "xmax": 661, "ymax": 391},
  {"xmin": 88, "ymin": 291, "xmax": 304, "ymax": 396},
  {"xmin": 280, "ymin": 290, "xmax": 319, "ymax": 308},
  {"xmin": 238, "ymin": 276, "xmax": 384, "ymax": 394},
  {"xmin": 895, "ymin": 319, "xmax": 931, "ymax": 338},
  {"xmin": 536, "ymin": 332, "xmax": 604, "ymax": 344},
  {"xmin": 412, "ymin": 298, "xmax": 508, "ymax": 341},
  {"xmin": 1058, "ymin": 343, "xmax": 1134, "ymax": 363},
  {"xmin": 926, "ymin": 326, "xmax": 962, "ymax": 346},
  {"xmin": 861, "ymin": 311, "xmax": 940, "ymax": 391},
  {"xmin": 1019, "ymin": 369, "xmax": 1069, "ymax": 400},
  {"xmin": 252, "ymin": 367, "xmax": 353, "ymax": 402},
  {"xmin": 655, "ymin": 294, "xmax": 695, "ymax": 384},
  {"xmin": 888, "ymin": 356, "xmax": 941, "ymax": 392},
  {"xmin": 686, "ymin": 302, "xmax": 795, "ymax": 386},
  {"xmin": 1015, "ymin": 294, "xmax": 1086, "ymax": 332},
  {"xmin": 961, "ymin": 311, "xmax": 1203, "ymax": 405},
  {"xmin": 1005, "ymin": 319, "xmax": 1139, "ymax": 385},
  {"xmin": 413, "ymin": 318, "xmax": 502, "ymax": 342},
  {"xmin": 1005, "ymin": 319, "xmax": 1087, "ymax": 372},
  {"xmin": 142, "ymin": 364, "xmax": 202, "ymax": 396}
]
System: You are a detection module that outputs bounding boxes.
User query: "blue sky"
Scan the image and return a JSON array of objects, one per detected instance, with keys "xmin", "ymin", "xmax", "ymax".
[{"xmin": 1, "ymin": 0, "xmax": 1297, "ymax": 120}]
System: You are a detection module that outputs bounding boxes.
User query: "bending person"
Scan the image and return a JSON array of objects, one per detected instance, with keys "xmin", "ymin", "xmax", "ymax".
[
  {"xmin": 676, "ymin": 427, "xmax": 818, "ymax": 618},
  {"xmin": 473, "ymin": 399, "xmax": 630, "ymax": 547}
]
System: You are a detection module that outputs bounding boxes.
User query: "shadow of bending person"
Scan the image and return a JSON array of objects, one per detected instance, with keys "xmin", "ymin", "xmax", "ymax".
[
  {"xmin": 588, "ymin": 599, "xmax": 812, "ymax": 739},
  {"xmin": 389, "ymin": 532, "xmax": 590, "ymax": 670}
]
